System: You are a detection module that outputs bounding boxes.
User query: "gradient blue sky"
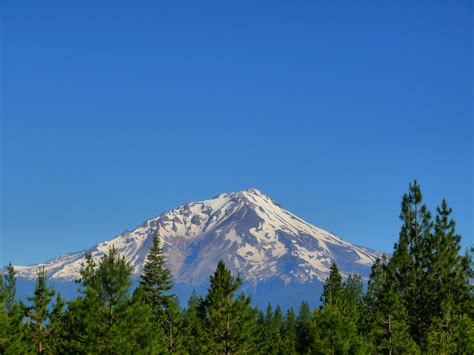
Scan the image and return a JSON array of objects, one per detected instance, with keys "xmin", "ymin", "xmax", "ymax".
[{"xmin": 1, "ymin": 1, "xmax": 472, "ymax": 266}]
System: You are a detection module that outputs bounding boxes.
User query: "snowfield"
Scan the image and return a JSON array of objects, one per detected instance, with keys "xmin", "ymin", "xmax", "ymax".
[{"xmin": 12, "ymin": 188, "xmax": 381, "ymax": 286}]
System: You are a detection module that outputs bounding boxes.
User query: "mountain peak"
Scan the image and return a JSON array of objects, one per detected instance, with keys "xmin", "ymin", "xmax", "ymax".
[
  {"xmin": 11, "ymin": 189, "xmax": 380, "ymax": 289},
  {"xmin": 210, "ymin": 188, "xmax": 268, "ymax": 202},
  {"xmin": 240, "ymin": 187, "xmax": 266, "ymax": 196}
]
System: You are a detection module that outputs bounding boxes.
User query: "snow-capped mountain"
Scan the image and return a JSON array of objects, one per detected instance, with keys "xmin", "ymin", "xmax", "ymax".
[{"xmin": 13, "ymin": 188, "xmax": 380, "ymax": 292}]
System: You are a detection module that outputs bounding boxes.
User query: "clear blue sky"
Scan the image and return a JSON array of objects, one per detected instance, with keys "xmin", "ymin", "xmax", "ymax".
[{"xmin": 1, "ymin": 1, "xmax": 472, "ymax": 266}]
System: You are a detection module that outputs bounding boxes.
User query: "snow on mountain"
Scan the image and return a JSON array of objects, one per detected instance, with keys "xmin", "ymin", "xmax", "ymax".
[{"xmin": 12, "ymin": 188, "xmax": 380, "ymax": 287}]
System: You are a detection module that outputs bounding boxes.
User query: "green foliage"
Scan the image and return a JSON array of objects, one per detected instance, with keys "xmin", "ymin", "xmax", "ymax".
[
  {"xmin": 25, "ymin": 266, "xmax": 56, "ymax": 354},
  {"xmin": 363, "ymin": 256, "xmax": 419, "ymax": 354},
  {"xmin": 1, "ymin": 181, "xmax": 471, "ymax": 354},
  {"xmin": 138, "ymin": 230, "xmax": 185, "ymax": 353},
  {"xmin": 4, "ymin": 264, "xmax": 17, "ymax": 313},
  {"xmin": 0, "ymin": 265, "xmax": 33, "ymax": 354},
  {"xmin": 389, "ymin": 180, "xmax": 434, "ymax": 344},
  {"xmin": 321, "ymin": 263, "xmax": 342, "ymax": 307},
  {"xmin": 162, "ymin": 296, "xmax": 184, "ymax": 353},
  {"xmin": 56, "ymin": 247, "xmax": 164, "ymax": 353},
  {"xmin": 281, "ymin": 307, "xmax": 297, "ymax": 354},
  {"xmin": 47, "ymin": 293, "xmax": 66, "ymax": 352},
  {"xmin": 296, "ymin": 301, "xmax": 312, "ymax": 354},
  {"xmin": 182, "ymin": 290, "xmax": 207, "ymax": 354},
  {"xmin": 383, "ymin": 181, "xmax": 473, "ymax": 350},
  {"xmin": 260, "ymin": 303, "xmax": 283, "ymax": 354},
  {"xmin": 341, "ymin": 274, "xmax": 363, "ymax": 322},
  {"xmin": 313, "ymin": 267, "xmax": 370, "ymax": 354},
  {"xmin": 426, "ymin": 295, "xmax": 474, "ymax": 355},
  {"xmin": 203, "ymin": 260, "xmax": 257, "ymax": 354},
  {"xmin": 139, "ymin": 231, "xmax": 174, "ymax": 321},
  {"xmin": 426, "ymin": 200, "xmax": 472, "ymax": 317}
]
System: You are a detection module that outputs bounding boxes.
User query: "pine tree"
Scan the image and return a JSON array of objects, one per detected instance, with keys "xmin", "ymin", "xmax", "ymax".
[
  {"xmin": 452, "ymin": 313, "xmax": 474, "ymax": 354},
  {"xmin": 261, "ymin": 303, "xmax": 283, "ymax": 354},
  {"xmin": 321, "ymin": 263, "xmax": 342, "ymax": 306},
  {"xmin": 425, "ymin": 199, "xmax": 471, "ymax": 318},
  {"xmin": 139, "ymin": 230, "xmax": 174, "ymax": 321},
  {"xmin": 281, "ymin": 308, "xmax": 297, "ymax": 355},
  {"xmin": 342, "ymin": 274, "xmax": 363, "ymax": 322},
  {"xmin": 385, "ymin": 181, "xmax": 473, "ymax": 349},
  {"xmin": 0, "ymin": 276, "xmax": 8, "ymax": 348},
  {"xmin": 273, "ymin": 304, "xmax": 284, "ymax": 353},
  {"xmin": 389, "ymin": 180, "xmax": 433, "ymax": 345},
  {"xmin": 127, "ymin": 288, "xmax": 164, "ymax": 353},
  {"xmin": 68, "ymin": 246, "xmax": 162, "ymax": 353},
  {"xmin": 87, "ymin": 247, "xmax": 131, "ymax": 352},
  {"xmin": 364, "ymin": 257, "xmax": 419, "ymax": 354},
  {"xmin": 313, "ymin": 302, "xmax": 350, "ymax": 354},
  {"xmin": 231, "ymin": 292, "xmax": 258, "ymax": 353},
  {"xmin": 426, "ymin": 294, "xmax": 474, "ymax": 355},
  {"xmin": 162, "ymin": 296, "xmax": 184, "ymax": 353},
  {"xmin": 25, "ymin": 266, "xmax": 55, "ymax": 354},
  {"xmin": 0, "ymin": 263, "xmax": 31, "ymax": 353},
  {"xmin": 203, "ymin": 260, "xmax": 256, "ymax": 354},
  {"xmin": 52, "ymin": 295, "xmax": 90, "ymax": 352},
  {"xmin": 426, "ymin": 294, "xmax": 457, "ymax": 354},
  {"xmin": 46, "ymin": 293, "xmax": 66, "ymax": 353},
  {"xmin": 4, "ymin": 264, "xmax": 17, "ymax": 314},
  {"xmin": 262, "ymin": 304, "xmax": 274, "ymax": 353},
  {"xmin": 314, "ymin": 265, "xmax": 365, "ymax": 354},
  {"xmin": 139, "ymin": 231, "xmax": 181, "ymax": 351},
  {"xmin": 182, "ymin": 290, "xmax": 207, "ymax": 353},
  {"xmin": 296, "ymin": 301, "xmax": 312, "ymax": 354}
]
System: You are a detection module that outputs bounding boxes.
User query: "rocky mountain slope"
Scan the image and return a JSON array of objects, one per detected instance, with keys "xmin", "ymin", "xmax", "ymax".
[{"xmin": 11, "ymin": 188, "xmax": 381, "ymax": 307}]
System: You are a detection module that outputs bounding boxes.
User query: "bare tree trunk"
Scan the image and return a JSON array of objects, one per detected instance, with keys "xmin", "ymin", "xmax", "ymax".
[
  {"xmin": 168, "ymin": 320, "xmax": 174, "ymax": 353},
  {"xmin": 388, "ymin": 315, "xmax": 392, "ymax": 355},
  {"xmin": 109, "ymin": 302, "xmax": 113, "ymax": 353},
  {"xmin": 226, "ymin": 293, "xmax": 231, "ymax": 355},
  {"xmin": 39, "ymin": 322, "xmax": 43, "ymax": 354}
]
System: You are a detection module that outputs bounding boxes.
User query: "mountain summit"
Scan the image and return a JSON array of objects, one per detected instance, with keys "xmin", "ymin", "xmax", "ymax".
[{"xmin": 13, "ymin": 188, "xmax": 380, "ymax": 296}]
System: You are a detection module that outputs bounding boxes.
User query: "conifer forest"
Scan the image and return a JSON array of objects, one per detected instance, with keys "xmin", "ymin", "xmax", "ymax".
[{"xmin": 1, "ymin": 182, "xmax": 472, "ymax": 354}]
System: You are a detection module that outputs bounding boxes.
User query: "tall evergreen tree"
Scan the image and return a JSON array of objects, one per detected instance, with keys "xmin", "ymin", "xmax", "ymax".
[
  {"xmin": 203, "ymin": 260, "xmax": 256, "ymax": 354},
  {"xmin": 25, "ymin": 267, "xmax": 55, "ymax": 354},
  {"xmin": 126, "ymin": 288, "xmax": 164, "ymax": 353},
  {"xmin": 273, "ymin": 304, "xmax": 284, "ymax": 352},
  {"xmin": 139, "ymin": 230, "xmax": 174, "ymax": 321},
  {"xmin": 314, "ymin": 265, "xmax": 368, "ymax": 354},
  {"xmin": 182, "ymin": 290, "xmax": 207, "ymax": 354},
  {"xmin": 162, "ymin": 296, "xmax": 184, "ymax": 353},
  {"xmin": 426, "ymin": 294, "xmax": 474, "ymax": 355},
  {"xmin": 4, "ymin": 264, "xmax": 17, "ymax": 314},
  {"xmin": 46, "ymin": 293, "xmax": 66, "ymax": 353},
  {"xmin": 81, "ymin": 248, "xmax": 132, "ymax": 352},
  {"xmin": 425, "ymin": 199, "xmax": 471, "ymax": 317},
  {"xmin": 261, "ymin": 303, "xmax": 283, "ymax": 354},
  {"xmin": 296, "ymin": 301, "xmax": 312, "ymax": 354},
  {"xmin": 0, "ymin": 264, "xmax": 31, "ymax": 354},
  {"xmin": 68, "ymin": 247, "xmax": 163, "ymax": 353},
  {"xmin": 364, "ymin": 256, "xmax": 419, "ymax": 354},
  {"xmin": 0, "ymin": 275, "xmax": 8, "ymax": 349},
  {"xmin": 321, "ymin": 263, "xmax": 342, "ymax": 306},
  {"xmin": 281, "ymin": 307, "xmax": 297, "ymax": 355},
  {"xmin": 231, "ymin": 292, "xmax": 258, "ymax": 352},
  {"xmin": 313, "ymin": 302, "xmax": 349, "ymax": 354},
  {"xmin": 139, "ymin": 231, "xmax": 182, "ymax": 351},
  {"xmin": 389, "ymin": 180, "xmax": 433, "ymax": 344},
  {"xmin": 342, "ymin": 274, "xmax": 364, "ymax": 323}
]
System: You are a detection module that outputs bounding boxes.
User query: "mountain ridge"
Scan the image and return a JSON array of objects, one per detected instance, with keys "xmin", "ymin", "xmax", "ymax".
[{"xmin": 11, "ymin": 188, "xmax": 380, "ymax": 290}]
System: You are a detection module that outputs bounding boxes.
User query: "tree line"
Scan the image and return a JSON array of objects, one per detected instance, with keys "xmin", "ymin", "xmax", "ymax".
[{"xmin": 0, "ymin": 181, "xmax": 472, "ymax": 354}]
